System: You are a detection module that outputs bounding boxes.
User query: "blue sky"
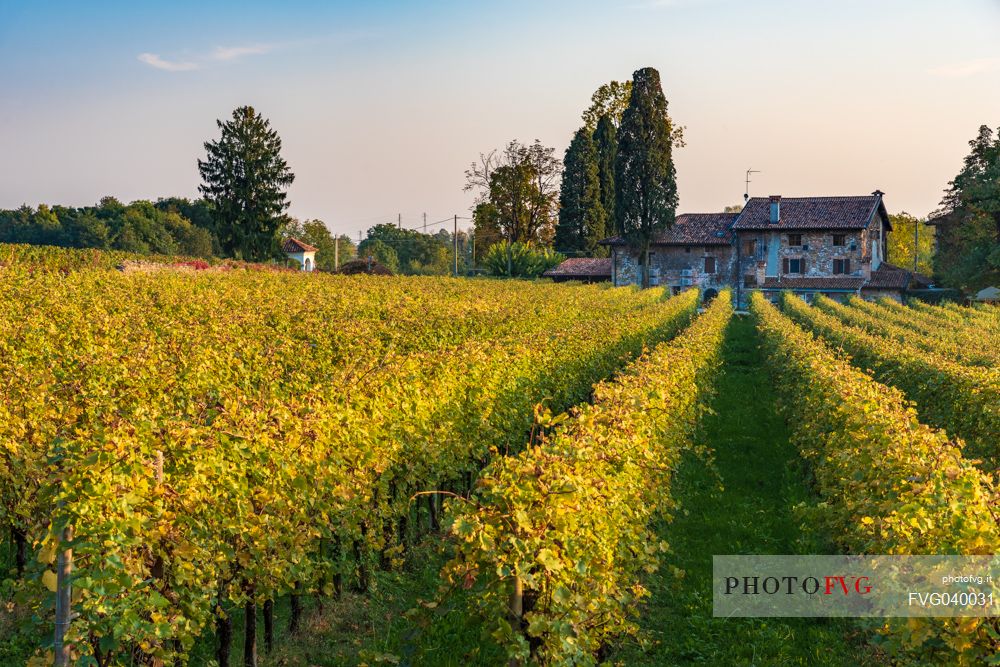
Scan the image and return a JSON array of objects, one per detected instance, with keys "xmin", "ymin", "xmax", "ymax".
[{"xmin": 2, "ymin": 0, "xmax": 999, "ymax": 238}]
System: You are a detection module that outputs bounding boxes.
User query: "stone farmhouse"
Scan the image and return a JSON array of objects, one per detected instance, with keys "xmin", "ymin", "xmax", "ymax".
[
  {"xmin": 602, "ymin": 191, "xmax": 931, "ymax": 307},
  {"xmin": 602, "ymin": 212, "xmax": 738, "ymax": 301}
]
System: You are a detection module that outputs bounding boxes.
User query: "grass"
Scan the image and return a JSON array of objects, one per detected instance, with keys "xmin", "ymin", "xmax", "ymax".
[
  {"xmin": 202, "ymin": 538, "xmax": 505, "ymax": 667},
  {"xmin": 609, "ymin": 314, "xmax": 878, "ymax": 666}
]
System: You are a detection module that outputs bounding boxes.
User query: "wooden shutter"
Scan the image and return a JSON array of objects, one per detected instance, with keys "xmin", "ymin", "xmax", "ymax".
[
  {"xmin": 782, "ymin": 258, "xmax": 789, "ymax": 274},
  {"xmin": 845, "ymin": 258, "xmax": 851, "ymax": 274},
  {"xmin": 801, "ymin": 258, "xmax": 807, "ymax": 274}
]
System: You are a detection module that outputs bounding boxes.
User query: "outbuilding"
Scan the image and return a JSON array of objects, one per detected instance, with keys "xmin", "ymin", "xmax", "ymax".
[
  {"xmin": 542, "ymin": 257, "xmax": 613, "ymax": 283},
  {"xmin": 282, "ymin": 237, "xmax": 318, "ymax": 271},
  {"xmin": 975, "ymin": 286, "xmax": 1000, "ymax": 303}
]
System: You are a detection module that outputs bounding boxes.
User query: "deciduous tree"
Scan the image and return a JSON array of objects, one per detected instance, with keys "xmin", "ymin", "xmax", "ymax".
[
  {"xmin": 358, "ymin": 223, "xmax": 450, "ymax": 275},
  {"xmin": 582, "ymin": 80, "xmax": 632, "ymax": 131},
  {"xmin": 887, "ymin": 212, "xmax": 934, "ymax": 276},
  {"xmin": 464, "ymin": 140, "xmax": 561, "ymax": 247}
]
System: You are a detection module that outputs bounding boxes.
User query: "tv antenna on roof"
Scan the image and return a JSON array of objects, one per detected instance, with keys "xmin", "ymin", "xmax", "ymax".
[{"xmin": 744, "ymin": 168, "xmax": 760, "ymax": 202}]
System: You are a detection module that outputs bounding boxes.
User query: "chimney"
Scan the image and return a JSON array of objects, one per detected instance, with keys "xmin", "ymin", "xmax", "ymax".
[
  {"xmin": 769, "ymin": 195, "xmax": 781, "ymax": 224},
  {"xmin": 871, "ymin": 189, "xmax": 885, "ymax": 198}
]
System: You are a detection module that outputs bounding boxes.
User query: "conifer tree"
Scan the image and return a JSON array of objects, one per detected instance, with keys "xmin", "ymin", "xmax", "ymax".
[
  {"xmin": 199, "ymin": 106, "xmax": 295, "ymax": 261},
  {"xmin": 556, "ymin": 128, "xmax": 606, "ymax": 256},
  {"xmin": 593, "ymin": 115, "xmax": 618, "ymax": 235},
  {"xmin": 614, "ymin": 68, "xmax": 678, "ymax": 287}
]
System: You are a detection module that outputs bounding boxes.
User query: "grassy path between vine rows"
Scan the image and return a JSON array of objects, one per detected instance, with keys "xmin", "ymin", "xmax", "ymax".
[{"xmin": 610, "ymin": 314, "xmax": 878, "ymax": 666}]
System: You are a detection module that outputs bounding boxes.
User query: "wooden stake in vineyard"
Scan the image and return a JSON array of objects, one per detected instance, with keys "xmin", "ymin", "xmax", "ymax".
[
  {"xmin": 508, "ymin": 576, "xmax": 523, "ymax": 667},
  {"xmin": 54, "ymin": 522, "xmax": 73, "ymax": 667}
]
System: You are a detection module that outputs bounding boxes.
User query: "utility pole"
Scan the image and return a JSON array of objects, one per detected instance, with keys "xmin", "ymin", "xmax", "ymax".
[
  {"xmin": 398, "ymin": 213, "xmax": 401, "ymax": 230},
  {"xmin": 423, "ymin": 212, "xmax": 427, "ymax": 234},
  {"xmin": 334, "ymin": 236, "xmax": 339, "ymax": 270},
  {"xmin": 453, "ymin": 214, "xmax": 458, "ymax": 277},
  {"xmin": 913, "ymin": 219, "xmax": 919, "ymax": 272},
  {"xmin": 472, "ymin": 233, "xmax": 476, "ymax": 272}
]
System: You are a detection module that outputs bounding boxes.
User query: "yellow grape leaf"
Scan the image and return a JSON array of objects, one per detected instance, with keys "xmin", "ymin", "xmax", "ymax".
[
  {"xmin": 37, "ymin": 541, "xmax": 57, "ymax": 565},
  {"xmin": 42, "ymin": 570, "xmax": 58, "ymax": 592}
]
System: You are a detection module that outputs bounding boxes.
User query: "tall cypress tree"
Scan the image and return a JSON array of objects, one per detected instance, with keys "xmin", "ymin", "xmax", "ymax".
[
  {"xmin": 556, "ymin": 127, "xmax": 606, "ymax": 257},
  {"xmin": 614, "ymin": 68, "xmax": 678, "ymax": 287},
  {"xmin": 199, "ymin": 106, "xmax": 295, "ymax": 261},
  {"xmin": 593, "ymin": 114, "xmax": 618, "ymax": 235}
]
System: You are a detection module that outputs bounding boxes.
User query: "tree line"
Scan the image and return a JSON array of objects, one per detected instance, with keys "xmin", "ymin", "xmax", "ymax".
[{"xmin": 0, "ymin": 197, "xmax": 215, "ymax": 257}]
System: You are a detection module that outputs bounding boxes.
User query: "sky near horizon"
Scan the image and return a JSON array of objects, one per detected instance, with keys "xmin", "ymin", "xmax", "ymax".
[{"xmin": 2, "ymin": 0, "xmax": 999, "ymax": 238}]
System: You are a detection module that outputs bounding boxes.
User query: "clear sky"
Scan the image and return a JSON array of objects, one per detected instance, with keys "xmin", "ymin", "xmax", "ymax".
[{"xmin": 2, "ymin": 0, "xmax": 999, "ymax": 238}]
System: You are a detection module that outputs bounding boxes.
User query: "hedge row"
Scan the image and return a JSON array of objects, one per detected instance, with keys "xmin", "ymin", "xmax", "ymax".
[
  {"xmin": 751, "ymin": 292, "xmax": 1000, "ymax": 664},
  {"xmin": 445, "ymin": 292, "xmax": 733, "ymax": 665},
  {"xmin": 782, "ymin": 293, "xmax": 1000, "ymax": 467},
  {"xmin": 817, "ymin": 297, "xmax": 999, "ymax": 368}
]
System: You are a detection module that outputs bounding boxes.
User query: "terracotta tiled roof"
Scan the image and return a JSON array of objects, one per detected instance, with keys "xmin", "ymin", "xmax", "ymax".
[
  {"xmin": 732, "ymin": 196, "xmax": 882, "ymax": 231},
  {"xmin": 760, "ymin": 276, "xmax": 865, "ymax": 290},
  {"xmin": 863, "ymin": 262, "xmax": 931, "ymax": 290},
  {"xmin": 282, "ymin": 237, "xmax": 318, "ymax": 253},
  {"xmin": 600, "ymin": 213, "xmax": 738, "ymax": 247},
  {"xmin": 755, "ymin": 263, "xmax": 931, "ymax": 292},
  {"xmin": 543, "ymin": 257, "xmax": 612, "ymax": 278}
]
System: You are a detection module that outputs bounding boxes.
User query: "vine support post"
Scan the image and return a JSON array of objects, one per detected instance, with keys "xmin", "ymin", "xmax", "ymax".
[
  {"xmin": 12, "ymin": 527, "xmax": 27, "ymax": 576},
  {"xmin": 507, "ymin": 575, "xmax": 524, "ymax": 667},
  {"xmin": 152, "ymin": 450, "xmax": 165, "ymax": 579},
  {"xmin": 263, "ymin": 599, "xmax": 274, "ymax": 653},
  {"xmin": 289, "ymin": 590, "xmax": 302, "ymax": 633},
  {"xmin": 215, "ymin": 599, "xmax": 232, "ymax": 667},
  {"xmin": 244, "ymin": 595, "xmax": 257, "ymax": 667},
  {"xmin": 427, "ymin": 494, "xmax": 439, "ymax": 532},
  {"xmin": 331, "ymin": 535, "xmax": 343, "ymax": 598},
  {"xmin": 53, "ymin": 524, "xmax": 73, "ymax": 667}
]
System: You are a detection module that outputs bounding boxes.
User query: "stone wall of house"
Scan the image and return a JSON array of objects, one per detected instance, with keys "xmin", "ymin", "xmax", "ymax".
[
  {"xmin": 612, "ymin": 248, "xmax": 639, "ymax": 287},
  {"xmin": 613, "ymin": 245, "xmax": 735, "ymax": 295},
  {"xmin": 734, "ymin": 230, "xmax": 868, "ymax": 283},
  {"xmin": 775, "ymin": 231, "xmax": 865, "ymax": 278}
]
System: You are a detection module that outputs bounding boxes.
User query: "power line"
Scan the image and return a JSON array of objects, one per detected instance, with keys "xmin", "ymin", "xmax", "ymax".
[{"xmin": 407, "ymin": 216, "xmax": 454, "ymax": 231}]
